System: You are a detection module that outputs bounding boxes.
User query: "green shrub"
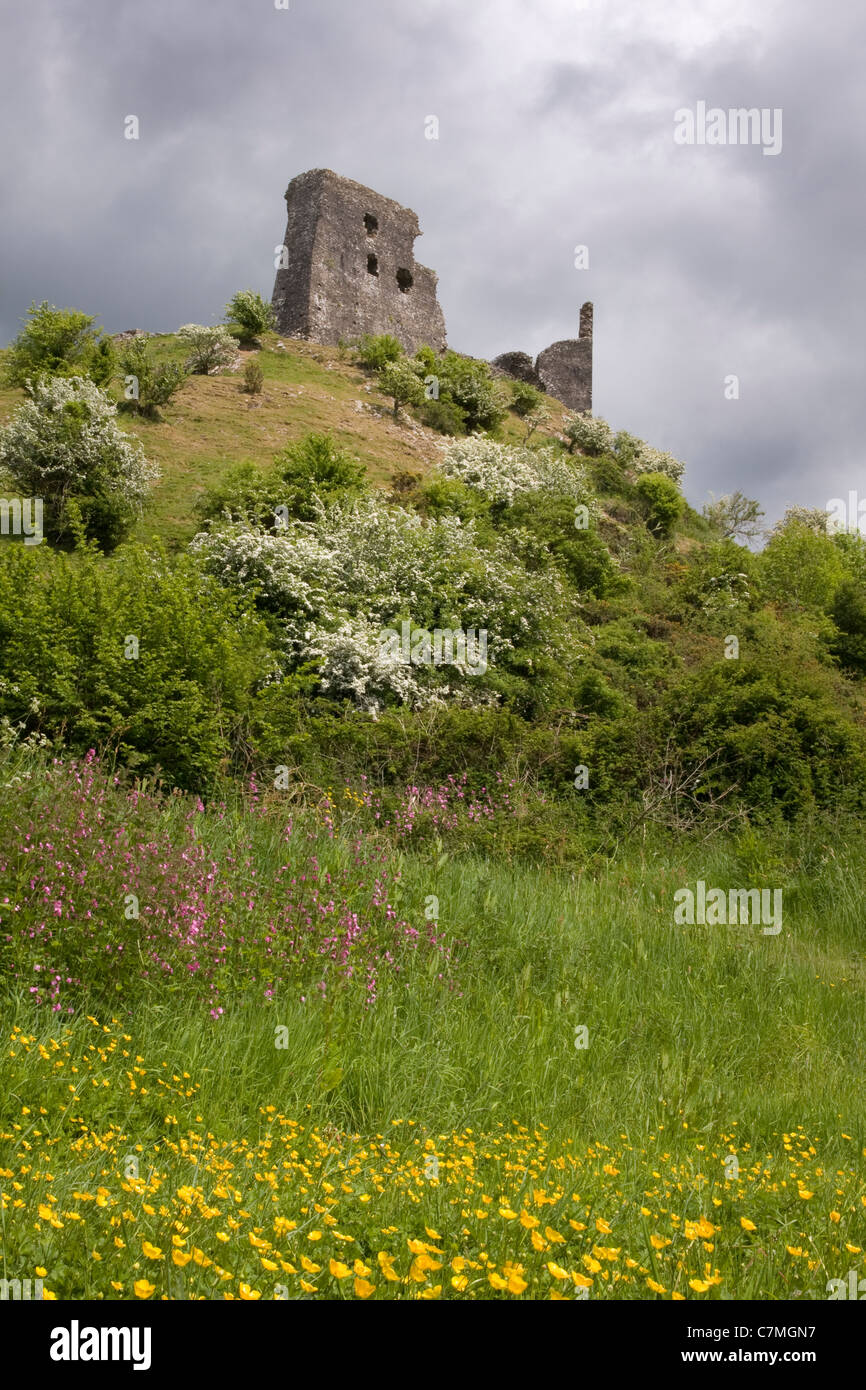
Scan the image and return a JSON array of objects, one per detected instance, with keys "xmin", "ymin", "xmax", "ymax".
[
  {"xmin": 830, "ymin": 578, "xmax": 866, "ymax": 673},
  {"xmin": 242, "ymin": 359, "xmax": 265, "ymax": 394},
  {"xmin": 87, "ymin": 338, "xmax": 117, "ymax": 388},
  {"xmin": 119, "ymin": 337, "xmax": 187, "ymax": 417},
  {"xmin": 760, "ymin": 518, "xmax": 847, "ymax": 611},
  {"xmin": 0, "ymin": 542, "xmax": 272, "ymax": 788},
  {"xmin": 634, "ymin": 471, "xmax": 683, "ymax": 536},
  {"xmin": 509, "ymin": 380, "xmax": 545, "ymax": 417},
  {"xmin": 357, "ymin": 334, "xmax": 403, "ymax": 371},
  {"xmin": 417, "ymin": 397, "xmax": 466, "ymax": 434},
  {"xmin": 225, "ymin": 290, "xmax": 276, "ymax": 342},
  {"xmin": 504, "ymin": 495, "xmax": 620, "ymax": 597},
  {"xmin": 4, "ymin": 301, "xmax": 110, "ymax": 388},
  {"xmin": 378, "ymin": 358, "xmax": 426, "ymax": 417}
]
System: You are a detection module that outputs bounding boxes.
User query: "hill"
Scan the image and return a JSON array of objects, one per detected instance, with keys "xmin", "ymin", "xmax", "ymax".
[{"xmin": 1, "ymin": 322, "xmax": 865, "ymax": 1303}]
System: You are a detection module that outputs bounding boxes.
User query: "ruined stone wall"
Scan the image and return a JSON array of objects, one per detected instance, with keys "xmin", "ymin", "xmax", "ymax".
[
  {"xmin": 272, "ymin": 169, "xmax": 446, "ymax": 355},
  {"xmin": 492, "ymin": 302, "xmax": 593, "ymax": 414}
]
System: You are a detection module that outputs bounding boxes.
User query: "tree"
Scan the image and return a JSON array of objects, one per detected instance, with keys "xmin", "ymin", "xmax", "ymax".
[
  {"xmin": 509, "ymin": 380, "xmax": 545, "ymax": 418},
  {"xmin": 177, "ymin": 324, "xmax": 237, "ymax": 375},
  {"xmin": 0, "ymin": 375, "xmax": 159, "ymax": 549},
  {"xmin": 635, "ymin": 471, "xmax": 683, "ymax": 536},
  {"xmin": 119, "ymin": 338, "xmax": 187, "ymax": 417},
  {"xmin": 703, "ymin": 491, "xmax": 765, "ymax": 542},
  {"xmin": 760, "ymin": 515, "xmax": 845, "ymax": 611},
  {"xmin": 225, "ymin": 290, "xmax": 276, "ymax": 343},
  {"xmin": 378, "ymin": 358, "xmax": 425, "ymax": 417},
  {"xmin": 4, "ymin": 301, "xmax": 110, "ymax": 387}
]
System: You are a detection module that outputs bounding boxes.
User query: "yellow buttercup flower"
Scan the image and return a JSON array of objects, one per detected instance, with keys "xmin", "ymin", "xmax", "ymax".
[
  {"xmin": 354, "ymin": 1276, "xmax": 376, "ymax": 1299},
  {"xmin": 141, "ymin": 1241, "xmax": 163, "ymax": 1260},
  {"xmin": 740, "ymin": 1218, "xmax": 756, "ymax": 1232},
  {"xmin": 133, "ymin": 1279, "xmax": 156, "ymax": 1299}
]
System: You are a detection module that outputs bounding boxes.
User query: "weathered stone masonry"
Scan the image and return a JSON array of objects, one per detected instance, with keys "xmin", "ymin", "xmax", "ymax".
[
  {"xmin": 271, "ymin": 171, "xmax": 592, "ymax": 412},
  {"xmin": 271, "ymin": 169, "xmax": 447, "ymax": 355},
  {"xmin": 492, "ymin": 302, "xmax": 594, "ymax": 414}
]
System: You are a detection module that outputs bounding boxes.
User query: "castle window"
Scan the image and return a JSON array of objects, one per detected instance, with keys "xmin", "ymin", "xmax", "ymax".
[
  {"xmin": 367, "ymin": 253, "xmax": 379, "ymax": 276},
  {"xmin": 396, "ymin": 267, "xmax": 413, "ymax": 293},
  {"xmin": 364, "ymin": 213, "xmax": 378, "ymax": 235}
]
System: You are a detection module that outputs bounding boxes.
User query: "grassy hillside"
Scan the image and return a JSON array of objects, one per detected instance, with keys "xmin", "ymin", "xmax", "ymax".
[
  {"xmin": 1, "ymin": 322, "xmax": 865, "ymax": 1302},
  {"xmin": 0, "ymin": 333, "xmax": 549, "ymax": 547}
]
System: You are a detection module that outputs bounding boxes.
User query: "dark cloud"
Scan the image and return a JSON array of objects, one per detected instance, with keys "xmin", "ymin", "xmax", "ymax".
[{"xmin": 0, "ymin": 0, "xmax": 862, "ymax": 525}]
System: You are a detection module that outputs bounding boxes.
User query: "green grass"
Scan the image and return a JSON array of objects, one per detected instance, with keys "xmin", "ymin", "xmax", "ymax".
[{"xmin": 1, "ymin": 758, "xmax": 863, "ymax": 1299}]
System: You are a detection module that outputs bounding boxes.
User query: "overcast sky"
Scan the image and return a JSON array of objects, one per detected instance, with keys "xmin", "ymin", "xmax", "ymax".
[{"xmin": 1, "ymin": 0, "xmax": 863, "ymax": 526}]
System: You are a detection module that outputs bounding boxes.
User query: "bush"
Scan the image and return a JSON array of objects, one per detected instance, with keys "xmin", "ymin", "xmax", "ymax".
[
  {"xmin": 378, "ymin": 358, "xmax": 426, "ymax": 417},
  {"xmin": 272, "ymin": 432, "xmax": 367, "ymax": 520},
  {"xmin": 430, "ymin": 351, "xmax": 506, "ymax": 433},
  {"xmin": 417, "ymin": 397, "xmax": 466, "ymax": 435},
  {"xmin": 119, "ymin": 338, "xmax": 187, "ymax": 417},
  {"xmin": 225, "ymin": 290, "xmax": 276, "ymax": 342},
  {"xmin": 242, "ymin": 359, "xmax": 265, "ymax": 394},
  {"xmin": 760, "ymin": 517, "xmax": 846, "ymax": 611},
  {"xmin": 0, "ymin": 542, "xmax": 272, "ymax": 788},
  {"xmin": 562, "ymin": 412, "xmax": 615, "ymax": 456},
  {"xmin": 634, "ymin": 471, "xmax": 683, "ymax": 536},
  {"xmin": 0, "ymin": 375, "xmax": 159, "ymax": 549},
  {"xmin": 509, "ymin": 380, "xmax": 545, "ymax": 418},
  {"xmin": 505, "ymin": 494, "xmax": 620, "ymax": 597},
  {"xmin": 196, "ymin": 434, "xmax": 367, "ymax": 531},
  {"xmin": 191, "ymin": 491, "xmax": 586, "ymax": 715},
  {"xmin": 357, "ymin": 334, "xmax": 403, "ymax": 371},
  {"xmin": 87, "ymin": 338, "xmax": 117, "ymax": 388},
  {"xmin": 438, "ymin": 435, "xmax": 593, "ymax": 507},
  {"xmin": 831, "ymin": 579, "xmax": 866, "ymax": 673},
  {"xmin": 177, "ymin": 324, "xmax": 237, "ymax": 375},
  {"xmin": 4, "ymin": 301, "xmax": 111, "ymax": 388}
]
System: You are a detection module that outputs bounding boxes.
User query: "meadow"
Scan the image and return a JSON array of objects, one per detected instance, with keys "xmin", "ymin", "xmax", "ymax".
[{"xmin": 1, "ymin": 749, "xmax": 864, "ymax": 1301}]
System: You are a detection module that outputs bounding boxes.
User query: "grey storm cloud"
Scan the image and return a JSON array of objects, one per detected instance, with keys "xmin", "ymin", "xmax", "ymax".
[{"xmin": 0, "ymin": 0, "xmax": 863, "ymax": 526}]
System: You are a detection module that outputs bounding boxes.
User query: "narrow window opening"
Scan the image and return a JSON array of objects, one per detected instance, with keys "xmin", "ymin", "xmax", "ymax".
[
  {"xmin": 364, "ymin": 213, "xmax": 379, "ymax": 236},
  {"xmin": 367, "ymin": 253, "xmax": 379, "ymax": 276},
  {"xmin": 396, "ymin": 267, "xmax": 414, "ymax": 293}
]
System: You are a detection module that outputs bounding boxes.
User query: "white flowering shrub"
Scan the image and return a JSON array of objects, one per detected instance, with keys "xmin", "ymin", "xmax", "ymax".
[
  {"xmin": 438, "ymin": 435, "xmax": 592, "ymax": 506},
  {"xmin": 767, "ymin": 505, "xmax": 829, "ymax": 539},
  {"xmin": 0, "ymin": 374, "xmax": 159, "ymax": 513},
  {"xmin": 191, "ymin": 493, "xmax": 585, "ymax": 711},
  {"xmin": 630, "ymin": 444, "xmax": 685, "ymax": 483},
  {"xmin": 177, "ymin": 324, "xmax": 237, "ymax": 374},
  {"xmin": 561, "ymin": 412, "xmax": 615, "ymax": 457}
]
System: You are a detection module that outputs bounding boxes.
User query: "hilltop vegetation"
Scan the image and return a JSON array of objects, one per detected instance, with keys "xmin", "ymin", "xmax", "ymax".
[{"xmin": 1, "ymin": 310, "xmax": 866, "ymax": 853}]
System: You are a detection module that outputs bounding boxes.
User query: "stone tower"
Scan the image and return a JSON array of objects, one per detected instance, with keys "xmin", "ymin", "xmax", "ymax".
[
  {"xmin": 492, "ymin": 302, "xmax": 593, "ymax": 414},
  {"xmin": 271, "ymin": 169, "xmax": 447, "ymax": 355}
]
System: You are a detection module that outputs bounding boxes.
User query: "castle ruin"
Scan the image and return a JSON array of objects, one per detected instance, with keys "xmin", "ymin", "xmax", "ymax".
[
  {"xmin": 271, "ymin": 171, "xmax": 592, "ymax": 412},
  {"xmin": 271, "ymin": 169, "xmax": 446, "ymax": 355},
  {"xmin": 492, "ymin": 302, "xmax": 593, "ymax": 414}
]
